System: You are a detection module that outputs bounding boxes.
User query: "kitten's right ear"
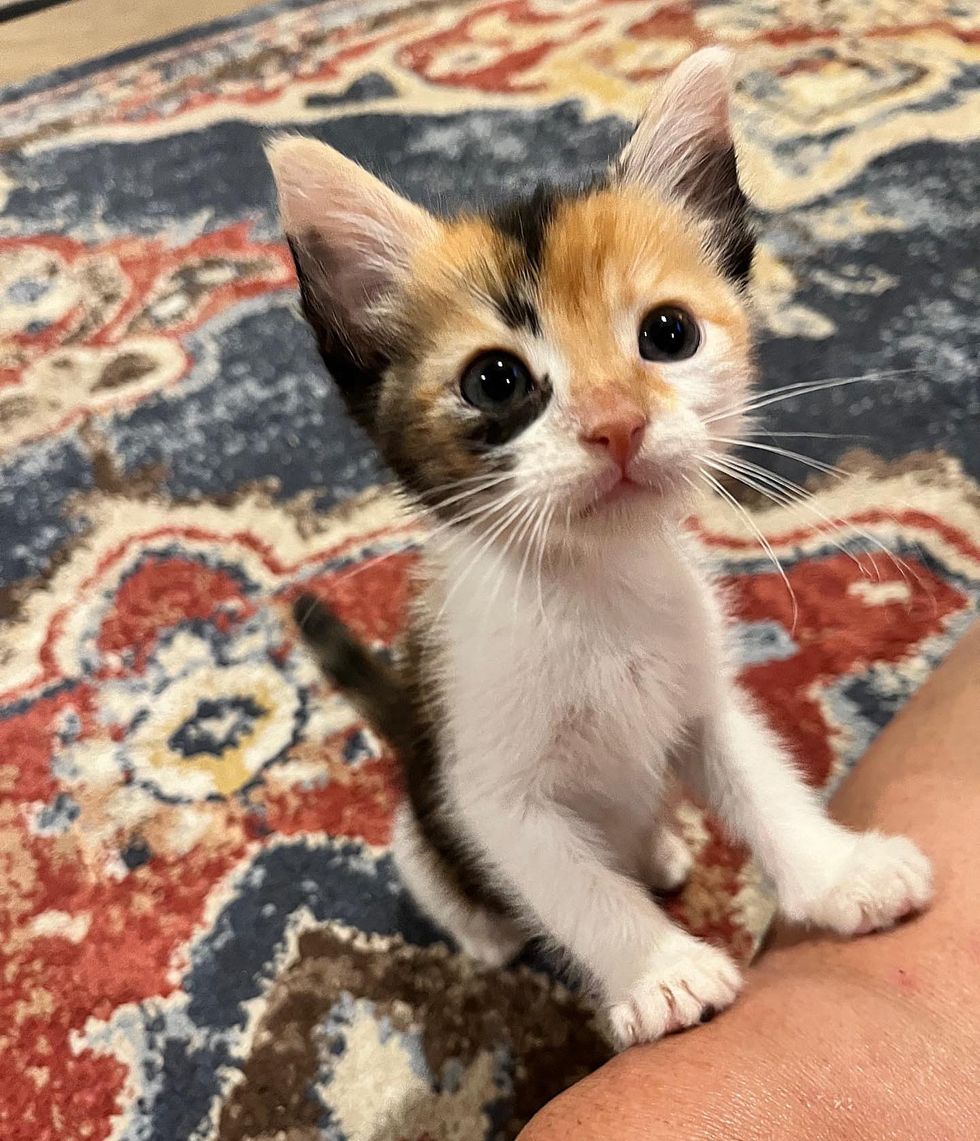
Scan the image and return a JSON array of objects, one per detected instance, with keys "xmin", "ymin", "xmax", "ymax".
[
  {"xmin": 266, "ymin": 136, "xmax": 437, "ymax": 427},
  {"xmin": 616, "ymin": 48, "xmax": 754, "ymax": 284}
]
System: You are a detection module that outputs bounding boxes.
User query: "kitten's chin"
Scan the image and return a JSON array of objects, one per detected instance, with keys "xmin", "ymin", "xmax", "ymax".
[
  {"xmin": 577, "ymin": 481, "xmax": 651, "ymax": 521},
  {"xmin": 576, "ymin": 467, "xmax": 694, "ymax": 524},
  {"xmin": 572, "ymin": 477, "xmax": 691, "ymax": 536}
]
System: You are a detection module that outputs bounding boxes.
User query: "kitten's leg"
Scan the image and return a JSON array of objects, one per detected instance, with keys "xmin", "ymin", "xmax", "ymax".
[
  {"xmin": 391, "ymin": 803, "xmax": 524, "ymax": 968},
  {"xmin": 682, "ymin": 692, "xmax": 933, "ymax": 934},
  {"xmin": 639, "ymin": 785, "xmax": 693, "ymax": 893},
  {"xmin": 644, "ymin": 824, "xmax": 694, "ymax": 894},
  {"xmin": 454, "ymin": 788, "xmax": 741, "ymax": 1047}
]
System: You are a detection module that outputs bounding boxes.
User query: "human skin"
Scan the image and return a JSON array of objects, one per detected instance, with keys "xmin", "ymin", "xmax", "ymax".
[{"xmin": 520, "ymin": 621, "xmax": 980, "ymax": 1140}]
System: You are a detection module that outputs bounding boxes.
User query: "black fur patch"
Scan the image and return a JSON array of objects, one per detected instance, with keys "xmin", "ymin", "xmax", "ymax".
[
  {"xmin": 489, "ymin": 182, "xmax": 561, "ymax": 273},
  {"xmin": 293, "ymin": 593, "xmax": 406, "ymax": 739},
  {"xmin": 399, "ymin": 626, "xmax": 512, "ymax": 913},
  {"xmin": 490, "ymin": 288, "xmax": 541, "ymax": 336},
  {"xmin": 293, "ymin": 594, "xmax": 511, "ymax": 915},
  {"xmin": 486, "ymin": 183, "xmax": 562, "ymax": 336},
  {"xmin": 676, "ymin": 144, "xmax": 755, "ymax": 286},
  {"xmin": 464, "ymin": 373, "xmax": 553, "ymax": 451},
  {"xmin": 287, "ymin": 235, "xmax": 389, "ymax": 431}
]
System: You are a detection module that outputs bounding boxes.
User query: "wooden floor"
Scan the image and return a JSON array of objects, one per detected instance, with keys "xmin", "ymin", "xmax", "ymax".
[{"xmin": 1, "ymin": 0, "xmax": 260, "ymax": 86}]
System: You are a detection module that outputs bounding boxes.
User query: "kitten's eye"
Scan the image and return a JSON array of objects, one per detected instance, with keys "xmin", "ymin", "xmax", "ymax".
[
  {"xmin": 460, "ymin": 352, "xmax": 535, "ymax": 412},
  {"xmin": 638, "ymin": 306, "xmax": 700, "ymax": 362}
]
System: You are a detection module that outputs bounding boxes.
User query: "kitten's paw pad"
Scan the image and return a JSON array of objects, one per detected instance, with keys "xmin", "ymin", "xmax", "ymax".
[
  {"xmin": 646, "ymin": 828, "xmax": 694, "ymax": 894},
  {"xmin": 607, "ymin": 941, "xmax": 741, "ymax": 1049},
  {"xmin": 805, "ymin": 832, "xmax": 933, "ymax": 936}
]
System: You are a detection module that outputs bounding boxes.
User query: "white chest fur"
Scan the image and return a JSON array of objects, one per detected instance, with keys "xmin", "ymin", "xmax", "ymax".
[
  {"xmin": 428, "ymin": 528, "xmax": 722, "ymax": 815},
  {"xmin": 403, "ymin": 521, "xmax": 933, "ymax": 1047}
]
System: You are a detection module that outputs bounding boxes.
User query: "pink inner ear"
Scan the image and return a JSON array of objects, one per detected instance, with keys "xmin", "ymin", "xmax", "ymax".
[
  {"xmin": 619, "ymin": 47, "xmax": 734, "ymax": 194},
  {"xmin": 267, "ymin": 136, "xmax": 439, "ymax": 331},
  {"xmin": 267, "ymin": 136, "xmax": 434, "ymax": 273}
]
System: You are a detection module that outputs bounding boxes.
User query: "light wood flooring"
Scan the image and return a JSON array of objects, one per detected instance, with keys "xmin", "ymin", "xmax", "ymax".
[{"xmin": 1, "ymin": 0, "xmax": 260, "ymax": 86}]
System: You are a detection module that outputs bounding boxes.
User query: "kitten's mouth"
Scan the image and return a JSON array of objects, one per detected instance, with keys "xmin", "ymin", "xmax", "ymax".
[
  {"xmin": 599, "ymin": 476, "xmax": 648, "ymax": 505},
  {"xmin": 579, "ymin": 475, "xmax": 661, "ymax": 518}
]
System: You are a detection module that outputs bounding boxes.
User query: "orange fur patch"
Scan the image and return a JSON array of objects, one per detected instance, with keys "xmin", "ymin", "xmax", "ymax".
[
  {"xmin": 540, "ymin": 188, "xmax": 748, "ymax": 418},
  {"xmin": 398, "ymin": 186, "xmax": 749, "ymax": 427}
]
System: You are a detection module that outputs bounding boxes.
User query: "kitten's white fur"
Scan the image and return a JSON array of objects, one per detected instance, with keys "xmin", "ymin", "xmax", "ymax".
[
  {"xmin": 391, "ymin": 221, "xmax": 931, "ymax": 1046},
  {"xmin": 271, "ymin": 47, "xmax": 934, "ymax": 1049},
  {"xmin": 396, "ymin": 51, "xmax": 932, "ymax": 1047},
  {"xmin": 400, "ymin": 516, "xmax": 932, "ymax": 1046}
]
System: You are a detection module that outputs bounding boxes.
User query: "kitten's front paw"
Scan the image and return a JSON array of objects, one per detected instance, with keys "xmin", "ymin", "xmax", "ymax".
[
  {"xmin": 801, "ymin": 832, "xmax": 933, "ymax": 936},
  {"xmin": 607, "ymin": 939, "xmax": 741, "ymax": 1049}
]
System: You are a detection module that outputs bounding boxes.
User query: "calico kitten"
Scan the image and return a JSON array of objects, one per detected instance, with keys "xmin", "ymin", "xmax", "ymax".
[{"xmin": 268, "ymin": 49, "xmax": 933, "ymax": 1047}]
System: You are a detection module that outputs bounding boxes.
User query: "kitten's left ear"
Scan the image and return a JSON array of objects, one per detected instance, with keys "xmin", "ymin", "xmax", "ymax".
[
  {"xmin": 266, "ymin": 135, "xmax": 438, "ymax": 430},
  {"xmin": 616, "ymin": 48, "xmax": 754, "ymax": 284}
]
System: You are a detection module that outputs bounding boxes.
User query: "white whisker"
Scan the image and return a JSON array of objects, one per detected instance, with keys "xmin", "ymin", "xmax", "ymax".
[
  {"xmin": 423, "ymin": 483, "xmax": 525, "ymax": 544},
  {"xmin": 703, "ymin": 453, "xmax": 874, "ymax": 580},
  {"xmin": 327, "ymin": 540, "xmax": 419, "ymax": 587},
  {"xmin": 487, "ymin": 496, "xmax": 539, "ymax": 613},
  {"xmin": 697, "ymin": 468, "xmax": 799, "ymax": 630},
  {"xmin": 706, "ymin": 368, "xmax": 916, "ymax": 425},
  {"xmin": 709, "ymin": 435, "xmax": 846, "ymax": 478},
  {"xmin": 513, "ymin": 498, "xmax": 549, "ymax": 625},
  {"xmin": 748, "ymin": 430, "xmax": 869, "ymax": 441},
  {"xmin": 705, "ymin": 452, "xmax": 931, "ymax": 597},
  {"xmin": 532, "ymin": 499, "xmax": 556, "ymax": 624},
  {"xmin": 421, "ymin": 472, "xmax": 514, "ymax": 515},
  {"xmin": 434, "ymin": 495, "xmax": 530, "ymax": 626}
]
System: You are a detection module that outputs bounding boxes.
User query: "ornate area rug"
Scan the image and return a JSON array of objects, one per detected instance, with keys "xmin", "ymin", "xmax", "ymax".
[{"xmin": 1, "ymin": 2, "xmax": 978, "ymax": 1138}]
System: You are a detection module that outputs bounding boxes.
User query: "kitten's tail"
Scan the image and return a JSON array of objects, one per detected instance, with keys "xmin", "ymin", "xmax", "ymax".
[{"xmin": 292, "ymin": 593, "xmax": 407, "ymax": 745}]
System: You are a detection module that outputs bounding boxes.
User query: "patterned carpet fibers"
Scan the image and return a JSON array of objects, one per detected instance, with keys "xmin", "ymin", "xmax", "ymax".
[{"xmin": 1, "ymin": 1, "xmax": 978, "ymax": 1137}]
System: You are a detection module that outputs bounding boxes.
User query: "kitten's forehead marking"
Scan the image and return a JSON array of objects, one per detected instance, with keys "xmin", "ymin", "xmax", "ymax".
[
  {"xmin": 398, "ymin": 184, "xmax": 749, "ymax": 450},
  {"xmin": 485, "ymin": 184, "xmax": 564, "ymax": 336},
  {"xmin": 536, "ymin": 189, "xmax": 750, "ymax": 410}
]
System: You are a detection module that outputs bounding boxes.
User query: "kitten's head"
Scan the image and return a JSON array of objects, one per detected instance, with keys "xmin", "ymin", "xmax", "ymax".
[{"xmin": 268, "ymin": 49, "xmax": 755, "ymax": 552}]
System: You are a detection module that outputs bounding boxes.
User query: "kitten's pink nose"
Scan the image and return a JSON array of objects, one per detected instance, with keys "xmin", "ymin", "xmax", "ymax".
[{"xmin": 580, "ymin": 411, "xmax": 647, "ymax": 472}]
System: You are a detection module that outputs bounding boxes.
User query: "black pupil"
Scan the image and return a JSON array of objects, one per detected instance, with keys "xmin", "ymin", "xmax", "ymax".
[
  {"xmin": 642, "ymin": 308, "xmax": 689, "ymax": 357},
  {"xmin": 461, "ymin": 352, "xmax": 534, "ymax": 413},
  {"xmin": 476, "ymin": 357, "xmax": 524, "ymax": 403}
]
